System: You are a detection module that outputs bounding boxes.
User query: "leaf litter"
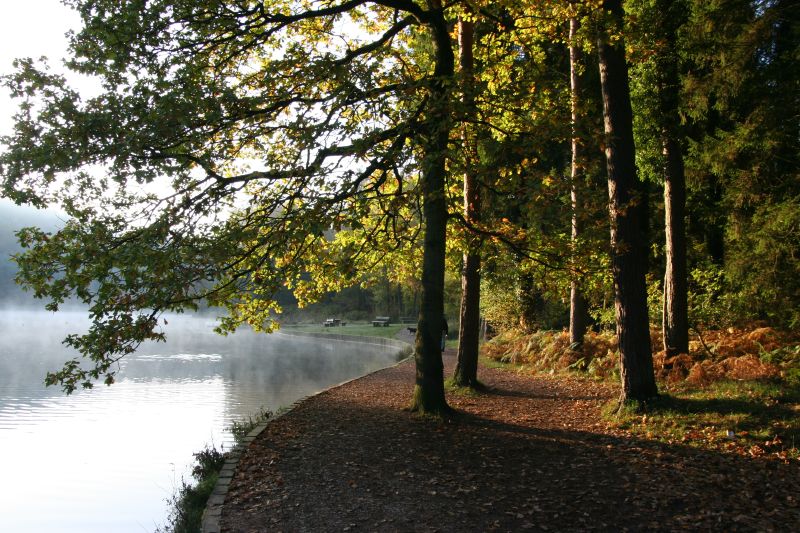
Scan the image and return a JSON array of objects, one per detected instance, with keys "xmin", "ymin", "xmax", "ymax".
[{"xmin": 221, "ymin": 347, "xmax": 800, "ymax": 532}]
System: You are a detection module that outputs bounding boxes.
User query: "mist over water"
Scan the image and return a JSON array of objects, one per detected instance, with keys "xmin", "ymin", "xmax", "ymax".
[{"xmin": 0, "ymin": 309, "xmax": 405, "ymax": 532}]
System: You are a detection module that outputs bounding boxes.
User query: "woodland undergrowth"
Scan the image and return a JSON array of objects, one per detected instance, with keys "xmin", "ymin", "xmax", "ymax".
[{"xmin": 482, "ymin": 326, "xmax": 800, "ymax": 462}]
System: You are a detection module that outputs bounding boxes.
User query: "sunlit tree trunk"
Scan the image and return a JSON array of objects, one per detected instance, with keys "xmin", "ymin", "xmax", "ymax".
[
  {"xmin": 411, "ymin": 3, "xmax": 455, "ymax": 415},
  {"xmin": 597, "ymin": 0, "xmax": 658, "ymax": 404},
  {"xmin": 662, "ymin": 137, "xmax": 688, "ymax": 358},
  {"xmin": 569, "ymin": 16, "xmax": 590, "ymax": 348},
  {"xmin": 657, "ymin": 0, "xmax": 689, "ymax": 359},
  {"xmin": 453, "ymin": 17, "xmax": 482, "ymax": 388}
]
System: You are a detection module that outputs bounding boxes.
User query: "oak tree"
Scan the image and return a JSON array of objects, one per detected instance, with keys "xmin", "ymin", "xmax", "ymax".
[{"xmin": 2, "ymin": 0, "xmax": 455, "ymax": 414}]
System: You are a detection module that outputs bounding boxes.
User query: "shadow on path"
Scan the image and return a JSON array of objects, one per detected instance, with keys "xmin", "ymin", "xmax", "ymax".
[{"xmin": 220, "ymin": 356, "xmax": 800, "ymax": 532}]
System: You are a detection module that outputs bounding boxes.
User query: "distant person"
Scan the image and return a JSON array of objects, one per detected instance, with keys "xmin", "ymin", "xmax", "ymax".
[{"xmin": 441, "ymin": 315, "xmax": 448, "ymax": 351}]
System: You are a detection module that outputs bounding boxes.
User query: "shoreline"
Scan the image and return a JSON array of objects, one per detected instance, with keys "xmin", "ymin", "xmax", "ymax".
[{"xmin": 201, "ymin": 330, "xmax": 414, "ymax": 533}]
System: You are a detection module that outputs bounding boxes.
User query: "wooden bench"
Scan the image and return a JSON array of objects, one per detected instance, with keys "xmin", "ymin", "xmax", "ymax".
[
  {"xmin": 372, "ymin": 316, "xmax": 391, "ymax": 327},
  {"xmin": 323, "ymin": 318, "xmax": 342, "ymax": 327}
]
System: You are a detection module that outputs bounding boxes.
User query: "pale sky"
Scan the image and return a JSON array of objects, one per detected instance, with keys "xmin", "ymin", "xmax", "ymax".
[
  {"xmin": 0, "ymin": 1, "xmax": 361, "ymax": 214},
  {"xmin": 0, "ymin": 0, "xmax": 85, "ymax": 135},
  {"xmin": 0, "ymin": 1, "xmax": 159, "ymax": 214}
]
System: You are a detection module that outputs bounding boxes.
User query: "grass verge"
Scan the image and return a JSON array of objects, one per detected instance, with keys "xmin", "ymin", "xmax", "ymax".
[
  {"xmin": 605, "ymin": 379, "xmax": 800, "ymax": 461},
  {"xmin": 282, "ymin": 323, "xmax": 406, "ymax": 339}
]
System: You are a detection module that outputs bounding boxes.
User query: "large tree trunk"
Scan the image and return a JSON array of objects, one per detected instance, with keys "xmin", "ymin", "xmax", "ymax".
[
  {"xmin": 569, "ymin": 17, "xmax": 590, "ymax": 348},
  {"xmin": 410, "ymin": 4, "xmax": 454, "ymax": 415},
  {"xmin": 597, "ymin": 0, "xmax": 658, "ymax": 404},
  {"xmin": 453, "ymin": 18, "xmax": 482, "ymax": 388},
  {"xmin": 454, "ymin": 254, "xmax": 481, "ymax": 386},
  {"xmin": 658, "ymin": 0, "xmax": 689, "ymax": 359}
]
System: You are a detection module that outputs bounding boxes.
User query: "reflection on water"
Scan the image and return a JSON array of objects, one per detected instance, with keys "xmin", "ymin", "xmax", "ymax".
[{"xmin": 0, "ymin": 310, "xmax": 404, "ymax": 532}]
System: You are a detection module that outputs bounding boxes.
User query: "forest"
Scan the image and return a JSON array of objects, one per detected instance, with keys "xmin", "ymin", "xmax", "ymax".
[{"xmin": 0, "ymin": 0, "xmax": 797, "ymax": 416}]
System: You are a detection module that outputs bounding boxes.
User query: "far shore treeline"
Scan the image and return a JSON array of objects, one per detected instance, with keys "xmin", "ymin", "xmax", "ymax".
[{"xmin": 0, "ymin": 1, "xmax": 796, "ymax": 411}]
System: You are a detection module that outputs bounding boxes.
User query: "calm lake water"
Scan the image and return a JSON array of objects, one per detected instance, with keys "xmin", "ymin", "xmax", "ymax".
[{"xmin": 0, "ymin": 310, "xmax": 404, "ymax": 532}]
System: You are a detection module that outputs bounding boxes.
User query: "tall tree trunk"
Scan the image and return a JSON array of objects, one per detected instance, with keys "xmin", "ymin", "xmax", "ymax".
[
  {"xmin": 453, "ymin": 17, "xmax": 482, "ymax": 388},
  {"xmin": 410, "ymin": 4, "xmax": 454, "ymax": 415},
  {"xmin": 597, "ymin": 0, "xmax": 658, "ymax": 404},
  {"xmin": 569, "ymin": 17, "xmax": 590, "ymax": 348},
  {"xmin": 662, "ymin": 136, "xmax": 688, "ymax": 357},
  {"xmin": 658, "ymin": 0, "xmax": 689, "ymax": 359}
]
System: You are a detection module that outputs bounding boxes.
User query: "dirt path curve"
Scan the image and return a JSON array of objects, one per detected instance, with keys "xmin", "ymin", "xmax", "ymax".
[{"xmin": 219, "ymin": 340, "xmax": 799, "ymax": 532}]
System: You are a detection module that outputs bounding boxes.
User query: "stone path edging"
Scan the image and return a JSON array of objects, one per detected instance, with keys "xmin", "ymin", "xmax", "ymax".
[{"xmin": 201, "ymin": 332, "xmax": 412, "ymax": 533}]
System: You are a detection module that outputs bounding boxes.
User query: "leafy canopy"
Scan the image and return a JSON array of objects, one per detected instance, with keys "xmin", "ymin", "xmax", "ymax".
[{"xmin": 1, "ymin": 0, "xmax": 454, "ymax": 393}]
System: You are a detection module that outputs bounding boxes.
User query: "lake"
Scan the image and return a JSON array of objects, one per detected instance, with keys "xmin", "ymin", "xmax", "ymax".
[{"xmin": 0, "ymin": 310, "xmax": 405, "ymax": 532}]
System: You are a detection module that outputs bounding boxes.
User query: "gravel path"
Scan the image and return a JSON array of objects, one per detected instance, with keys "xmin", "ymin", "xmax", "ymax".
[{"xmin": 218, "ymin": 340, "xmax": 800, "ymax": 532}]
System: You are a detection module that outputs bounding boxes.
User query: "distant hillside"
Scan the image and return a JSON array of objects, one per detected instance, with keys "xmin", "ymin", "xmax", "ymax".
[{"xmin": 0, "ymin": 199, "xmax": 63, "ymax": 305}]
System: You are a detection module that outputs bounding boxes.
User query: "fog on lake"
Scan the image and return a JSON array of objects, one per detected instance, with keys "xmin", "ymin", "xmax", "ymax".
[{"xmin": 0, "ymin": 309, "xmax": 406, "ymax": 532}]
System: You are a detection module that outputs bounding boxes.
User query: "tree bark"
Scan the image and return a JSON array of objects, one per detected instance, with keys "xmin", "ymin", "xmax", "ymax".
[
  {"xmin": 662, "ymin": 136, "xmax": 688, "ymax": 357},
  {"xmin": 657, "ymin": 0, "xmax": 689, "ymax": 359},
  {"xmin": 569, "ymin": 17, "xmax": 590, "ymax": 348},
  {"xmin": 453, "ymin": 17, "xmax": 482, "ymax": 388},
  {"xmin": 410, "ymin": 3, "xmax": 454, "ymax": 415},
  {"xmin": 454, "ymin": 254, "xmax": 481, "ymax": 386},
  {"xmin": 597, "ymin": 0, "xmax": 658, "ymax": 403}
]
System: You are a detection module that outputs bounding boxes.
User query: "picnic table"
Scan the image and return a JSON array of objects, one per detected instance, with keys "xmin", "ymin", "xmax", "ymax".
[{"xmin": 372, "ymin": 316, "xmax": 391, "ymax": 327}]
